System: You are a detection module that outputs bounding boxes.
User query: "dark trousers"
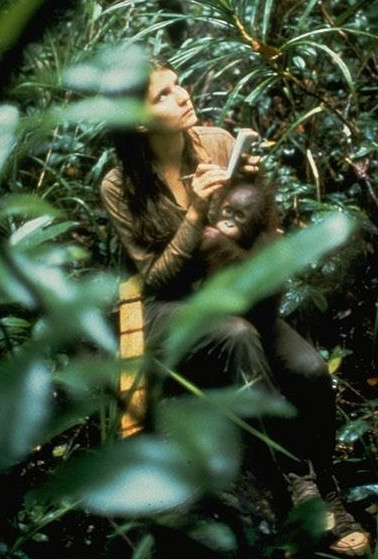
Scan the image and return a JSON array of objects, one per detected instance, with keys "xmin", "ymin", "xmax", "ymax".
[{"xmin": 144, "ymin": 299, "xmax": 337, "ymax": 496}]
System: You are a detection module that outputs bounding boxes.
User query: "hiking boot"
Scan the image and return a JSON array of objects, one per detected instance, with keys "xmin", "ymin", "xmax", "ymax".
[
  {"xmin": 326, "ymin": 493, "xmax": 370, "ymax": 556},
  {"xmin": 284, "ymin": 462, "xmax": 322, "ymax": 506},
  {"xmin": 285, "ymin": 463, "xmax": 335, "ymax": 532}
]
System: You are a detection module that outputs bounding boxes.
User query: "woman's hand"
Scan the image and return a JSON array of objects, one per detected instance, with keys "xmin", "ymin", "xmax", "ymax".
[
  {"xmin": 239, "ymin": 152, "xmax": 261, "ymax": 175},
  {"xmin": 190, "ymin": 163, "xmax": 228, "ymax": 213}
]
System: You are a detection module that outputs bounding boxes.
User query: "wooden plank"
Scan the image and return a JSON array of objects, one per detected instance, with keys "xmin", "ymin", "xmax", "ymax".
[{"xmin": 118, "ymin": 275, "xmax": 146, "ymax": 437}]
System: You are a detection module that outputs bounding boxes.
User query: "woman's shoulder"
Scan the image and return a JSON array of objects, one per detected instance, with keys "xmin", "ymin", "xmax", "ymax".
[
  {"xmin": 189, "ymin": 126, "xmax": 235, "ymax": 165},
  {"xmin": 190, "ymin": 125, "xmax": 234, "ymax": 143},
  {"xmin": 101, "ymin": 165, "xmax": 123, "ymax": 193},
  {"xmin": 102, "ymin": 164, "xmax": 122, "ymax": 184}
]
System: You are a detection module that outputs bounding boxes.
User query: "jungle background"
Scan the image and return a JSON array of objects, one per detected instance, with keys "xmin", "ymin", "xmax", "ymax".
[{"xmin": 0, "ymin": 1, "xmax": 377, "ymax": 558}]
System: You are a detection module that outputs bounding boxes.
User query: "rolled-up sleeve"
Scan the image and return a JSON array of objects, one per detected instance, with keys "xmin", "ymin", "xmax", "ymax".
[{"xmin": 100, "ymin": 167, "xmax": 204, "ymax": 292}]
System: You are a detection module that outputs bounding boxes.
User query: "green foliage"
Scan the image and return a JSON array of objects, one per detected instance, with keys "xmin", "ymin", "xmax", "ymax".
[
  {"xmin": 276, "ymin": 498, "xmax": 329, "ymax": 556},
  {"xmin": 32, "ymin": 392, "xmax": 247, "ymax": 517},
  {"xmin": 0, "ymin": 0, "xmax": 47, "ymax": 54},
  {"xmin": 0, "ymin": 194, "xmax": 119, "ymax": 464},
  {"xmin": 166, "ymin": 211, "xmax": 355, "ymax": 366}
]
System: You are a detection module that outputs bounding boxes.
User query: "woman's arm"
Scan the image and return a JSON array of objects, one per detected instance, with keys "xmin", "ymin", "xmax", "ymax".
[
  {"xmin": 101, "ymin": 165, "xmax": 227, "ymax": 292},
  {"xmin": 100, "ymin": 168, "xmax": 203, "ymax": 288},
  {"xmin": 100, "ymin": 128, "xmax": 238, "ymax": 292}
]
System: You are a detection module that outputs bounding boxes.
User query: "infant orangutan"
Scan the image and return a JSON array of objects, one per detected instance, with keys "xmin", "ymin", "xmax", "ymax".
[
  {"xmin": 200, "ymin": 175, "xmax": 281, "ymax": 327},
  {"xmin": 201, "ymin": 175, "xmax": 279, "ymax": 274}
]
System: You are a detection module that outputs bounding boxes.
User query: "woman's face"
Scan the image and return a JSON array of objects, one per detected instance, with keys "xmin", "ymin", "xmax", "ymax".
[{"xmin": 146, "ymin": 68, "xmax": 198, "ymax": 132}]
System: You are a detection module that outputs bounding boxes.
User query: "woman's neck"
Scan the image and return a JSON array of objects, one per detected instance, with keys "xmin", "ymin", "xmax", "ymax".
[{"xmin": 149, "ymin": 130, "xmax": 185, "ymax": 169}]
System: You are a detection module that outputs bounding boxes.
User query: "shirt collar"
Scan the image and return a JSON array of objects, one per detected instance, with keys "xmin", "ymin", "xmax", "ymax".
[{"xmin": 188, "ymin": 128, "xmax": 213, "ymax": 164}]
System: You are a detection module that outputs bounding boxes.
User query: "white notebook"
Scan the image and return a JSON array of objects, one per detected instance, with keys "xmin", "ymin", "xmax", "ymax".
[{"xmin": 225, "ymin": 128, "xmax": 259, "ymax": 179}]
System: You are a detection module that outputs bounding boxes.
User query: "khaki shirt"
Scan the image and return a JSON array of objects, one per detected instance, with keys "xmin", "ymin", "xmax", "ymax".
[{"xmin": 101, "ymin": 126, "xmax": 234, "ymax": 295}]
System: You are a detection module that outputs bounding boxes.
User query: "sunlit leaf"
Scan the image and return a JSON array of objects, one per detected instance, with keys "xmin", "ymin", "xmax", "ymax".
[
  {"xmin": 345, "ymin": 484, "xmax": 378, "ymax": 503},
  {"xmin": 9, "ymin": 217, "xmax": 77, "ymax": 249},
  {"xmin": 338, "ymin": 419, "xmax": 370, "ymax": 444},
  {"xmin": 64, "ymin": 44, "xmax": 149, "ymax": 95},
  {"xmin": 56, "ymin": 97, "xmax": 148, "ymax": 128},
  {"xmin": 328, "ymin": 356, "xmax": 342, "ymax": 375},
  {"xmin": 0, "ymin": 193, "xmax": 61, "ymax": 220},
  {"xmin": 28, "ymin": 244, "xmax": 89, "ymax": 267},
  {"xmin": 0, "ymin": 255, "xmax": 37, "ymax": 308},
  {"xmin": 0, "ymin": 247, "xmax": 117, "ymax": 352},
  {"xmin": 37, "ymin": 435, "xmax": 222, "ymax": 516},
  {"xmin": 0, "ymin": 104, "xmax": 19, "ymax": 174},
  {"xmin": 0, "ymin": 354, "xmax": 52, "ymax": 471}
]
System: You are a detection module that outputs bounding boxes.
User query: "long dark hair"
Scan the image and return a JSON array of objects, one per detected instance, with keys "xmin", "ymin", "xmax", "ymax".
[{"xmin": 110, "ymin": 58, "xmax": 198, "ymax": 248}]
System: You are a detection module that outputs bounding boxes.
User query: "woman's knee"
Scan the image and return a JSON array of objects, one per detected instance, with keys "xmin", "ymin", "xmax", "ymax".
[
  {"xmin": 297, "ymin": 350, "xmax": 329, "ymax": 381},
  {"xmin": 216, "ymin": 315, "xmax": 261, "ymax": 343},
  {"xmin": 214, "ymin": 316, "xmax": 276, "ymax": 385},
  {"xmin": 273, "ymin": 319, "xmax": 329, "ymax": 381}
]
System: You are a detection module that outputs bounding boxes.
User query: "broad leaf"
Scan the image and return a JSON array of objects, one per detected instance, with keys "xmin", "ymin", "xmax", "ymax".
[
  {"xmin": 0, "ymin": 354, "xmax": 52, "ymax": 471},
  {"xmin": 165, "ymin": 213, "xmax": 355, "ymax": 367},
  {"xmin": 0, "ymin": 105, "xmax": 19, "ymax": 174}
]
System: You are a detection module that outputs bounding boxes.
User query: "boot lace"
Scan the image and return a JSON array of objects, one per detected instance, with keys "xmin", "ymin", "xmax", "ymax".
[{"xmin": 285, "ymin": 465, "xmax": 321, "ymax": 506}]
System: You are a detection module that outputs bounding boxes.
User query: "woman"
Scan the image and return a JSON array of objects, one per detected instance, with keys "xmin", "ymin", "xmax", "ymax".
[{"xmin": 100, "ymin": 58, "xmax": 369, "ymax": 555}]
